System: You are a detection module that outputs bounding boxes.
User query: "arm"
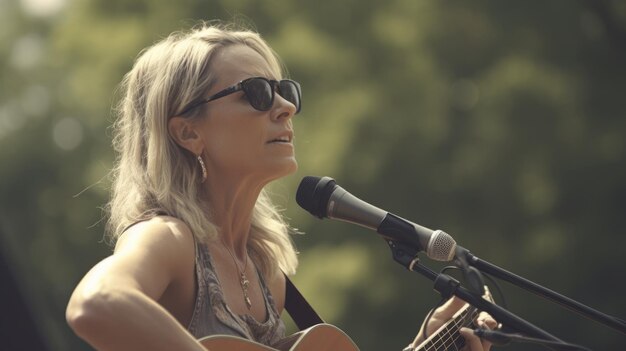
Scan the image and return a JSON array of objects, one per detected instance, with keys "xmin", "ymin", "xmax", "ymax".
[{"xmin": 66, "ymin": 218, "xmax": 206, "ymax": 351}]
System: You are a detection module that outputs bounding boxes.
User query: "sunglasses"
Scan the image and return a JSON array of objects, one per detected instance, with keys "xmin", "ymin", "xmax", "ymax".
[{"xmin": 180, "ymin": 77, "xmax": 302, "ymax": 116}]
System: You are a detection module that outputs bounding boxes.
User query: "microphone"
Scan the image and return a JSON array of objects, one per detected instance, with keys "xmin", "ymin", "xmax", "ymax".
[{"xmin": 296, "ymin": 176, "xmax": 457, "ymax": 261}]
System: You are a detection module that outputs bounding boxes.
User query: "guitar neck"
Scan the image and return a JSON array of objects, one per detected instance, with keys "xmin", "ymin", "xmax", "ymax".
[{"xmin": 415, "ymin": 305, "xmax": 476, "ymax": 351}]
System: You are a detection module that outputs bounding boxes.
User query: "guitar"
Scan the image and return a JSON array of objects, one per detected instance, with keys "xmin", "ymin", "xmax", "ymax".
[
  {"xmin": 199, "ymin": 304, "xmax": 475, "ymax": 351},
  {"xmin": 414, "ymin": 303, "xmax": 476, "ymax": 351},
  {"xmin": 199, "ymin": 323, "xmax": 358, "ymax": 351}
]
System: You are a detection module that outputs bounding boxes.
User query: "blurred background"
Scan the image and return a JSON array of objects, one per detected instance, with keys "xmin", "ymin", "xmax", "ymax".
[{"xmin": 1, "ymin": 0, "xmax": 625, "ymax": 350}]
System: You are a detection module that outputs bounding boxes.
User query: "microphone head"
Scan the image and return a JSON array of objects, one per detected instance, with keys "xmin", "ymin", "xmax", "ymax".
[
  {"xmin": 427, "ymin": 230, "xmax": 457, "ymax": 261},
  {"xmin": 296, "ymin": 176, "xmax": 337, "ymax": 218}
]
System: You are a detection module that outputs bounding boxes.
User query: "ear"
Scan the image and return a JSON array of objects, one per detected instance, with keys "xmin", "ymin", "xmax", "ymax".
[{"xmin": 168, "ymin": 116, "xmax": 204, "ymax": 155}]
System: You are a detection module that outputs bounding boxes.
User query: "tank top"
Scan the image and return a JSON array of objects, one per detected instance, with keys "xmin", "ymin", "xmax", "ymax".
[{"xmin": 186, "ymin": 239, "xmax": 286, "ymax": 346}]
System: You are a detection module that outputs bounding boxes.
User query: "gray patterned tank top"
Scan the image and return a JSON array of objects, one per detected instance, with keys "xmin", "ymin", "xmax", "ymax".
[{"xmin": 186, "ymin": 240, "xmax": 286, "ymax": 347}]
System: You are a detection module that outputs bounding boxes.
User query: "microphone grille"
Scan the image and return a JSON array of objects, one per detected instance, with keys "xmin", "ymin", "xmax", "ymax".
[
  {"xmin": 427, "ymin": 230, "xmax": 457, "ymax": 261},
  {"xmin": 296, "ymin": 176, "xmax": 336, "ymax": 218},
  {"xmin": 296, "ymin": 176, "xmax": 320, "ymax": 212}
]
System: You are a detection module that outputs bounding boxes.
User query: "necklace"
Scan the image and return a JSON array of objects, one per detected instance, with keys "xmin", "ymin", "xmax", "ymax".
[{"xmin": 221, "ymin": 241, "xmax": 252, "ymax": 310}]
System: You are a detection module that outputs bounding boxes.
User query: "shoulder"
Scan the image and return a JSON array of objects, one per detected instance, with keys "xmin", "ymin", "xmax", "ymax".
[
  {"xmin": 116, "ymin": 216, "xmax": 195, "ymax": 251},
  {"xmin": 70, "ymin": 216, "xmax": 197, "ymax": 303},
  {"xmin": 114, "ymin": 216, "xmax": 196, "ymax": 276},
  {"xmin": 266, "ymin": 268, "xmax": 287, "ymax": 315}
]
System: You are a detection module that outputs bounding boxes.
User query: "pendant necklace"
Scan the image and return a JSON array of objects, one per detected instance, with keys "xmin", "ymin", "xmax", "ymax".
[{"xmin": 222, "ymin": 241, "xmax": 252, "ymax": 310}]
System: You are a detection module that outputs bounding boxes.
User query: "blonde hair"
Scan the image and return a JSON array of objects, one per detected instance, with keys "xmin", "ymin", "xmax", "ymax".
[{"xmin": 107, "ymin": 22, "xmax": 298, "ymax": 277}]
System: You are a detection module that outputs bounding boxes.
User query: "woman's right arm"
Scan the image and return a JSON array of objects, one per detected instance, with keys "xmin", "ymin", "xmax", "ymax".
[{"xmin": 66, "ymin": 219, "xmax": 206, "ymax": 351}]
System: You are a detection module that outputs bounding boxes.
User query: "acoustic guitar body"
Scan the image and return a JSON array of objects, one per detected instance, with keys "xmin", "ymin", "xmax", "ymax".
[{"xmin": 199, "ymin": 323, "xmax": 359, "ymax": 351}]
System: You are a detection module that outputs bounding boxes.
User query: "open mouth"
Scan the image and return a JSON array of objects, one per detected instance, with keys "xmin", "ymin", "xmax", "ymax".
[{"xmin": 268, "ymin": 133, "xmax": 293, "ymax": 144}]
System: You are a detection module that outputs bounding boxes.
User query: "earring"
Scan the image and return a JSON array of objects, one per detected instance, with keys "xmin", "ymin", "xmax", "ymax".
[{"xmin": 197, "ymin": 155, "xmax": 207, "ymax": 183}]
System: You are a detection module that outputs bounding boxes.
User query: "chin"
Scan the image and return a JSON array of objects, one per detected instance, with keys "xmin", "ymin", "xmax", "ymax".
[
  {"xmin": 280, "ymin": 158, "xmax": 299, "ymax": 176},
  {"xmin": 266, "ymin": 158, "xmax": 298, "ymax": 182},
  {"xmin": 285, "ymin": 158, "xmax": 298, "ymax": 174}
]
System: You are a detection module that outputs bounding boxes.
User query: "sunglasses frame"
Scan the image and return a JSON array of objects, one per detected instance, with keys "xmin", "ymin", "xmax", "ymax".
[{"xmin": 179, "ymin": 77, "xmax": 301, "ymax": 116}]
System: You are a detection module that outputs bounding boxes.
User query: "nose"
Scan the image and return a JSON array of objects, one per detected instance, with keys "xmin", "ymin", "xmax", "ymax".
[{"xmin": 271, "ymin": 93, "xmax": 297, "ymax": 122}]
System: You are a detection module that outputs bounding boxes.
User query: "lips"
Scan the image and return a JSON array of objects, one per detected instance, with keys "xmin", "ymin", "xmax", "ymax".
[{"xmin": 268, "ymin": 131, "xmax": 293, "ymax": 144}]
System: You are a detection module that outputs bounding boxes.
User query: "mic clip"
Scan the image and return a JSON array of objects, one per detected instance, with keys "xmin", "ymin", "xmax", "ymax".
[
  {"xmin": 455, "ymin": 247, "xmax": 486, "ymax": 296},
  {"xmin": 386, "ymin": 239, "xmax": 461, "ymax": 300},
  {"xmin": 386, "ymin": 239, "xmax": 420, "ymax": 270}
]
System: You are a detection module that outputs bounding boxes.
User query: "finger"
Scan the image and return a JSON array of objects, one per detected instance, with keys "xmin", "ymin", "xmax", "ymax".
[
  {"xmin": 483, "ymin": 317, "xmax": 498, "ymax": 331},
  {"xmin": 475, "ymin": 312, "xmax": 497, "ymax": 330},
  {"xmin": 459, "ymin": 327, "xmax": 484, "ymax": 351},
  {"xmin": 482, "ymin": 338, "xmax": 493, "ymax": 351},
  {"xmin": 435, "ymin": 296, "xmax": 467, "ymax": 320},
  {"xmin": 482, "ymin": 286, "xmax": 494, "ymax": 302}
]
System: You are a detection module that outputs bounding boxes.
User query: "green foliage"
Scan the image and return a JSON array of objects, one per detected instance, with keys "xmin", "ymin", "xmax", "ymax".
[{"xmin": 1, "ymin": 0, "xmax": 624, "ymax": 350}]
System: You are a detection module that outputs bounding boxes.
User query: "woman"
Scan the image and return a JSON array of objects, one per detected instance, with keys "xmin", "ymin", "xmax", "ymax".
[{"xmin": 66, "ymin": 23, "xmax": 495, "ymax": 350}]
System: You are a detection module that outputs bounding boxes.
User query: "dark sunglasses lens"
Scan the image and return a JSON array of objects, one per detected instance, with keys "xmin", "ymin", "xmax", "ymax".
[
  {"xmin": 278, "ymin": 81, "xmax": 301, "ymax": 113},
  {"xmin": 244, "ymin": 78, "xmax": 273, "ymax": 111}
]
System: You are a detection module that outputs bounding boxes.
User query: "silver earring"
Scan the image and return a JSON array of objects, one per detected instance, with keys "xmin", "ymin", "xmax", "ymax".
[{"xmin": 197, "ymin": 155, "xmax": 207, "ymax": 183}]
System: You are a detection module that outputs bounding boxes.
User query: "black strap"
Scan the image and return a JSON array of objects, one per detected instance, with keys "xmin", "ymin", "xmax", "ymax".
[{"xmin": 284, "ymin": 274, "xmax": 324, "ymax": 330}]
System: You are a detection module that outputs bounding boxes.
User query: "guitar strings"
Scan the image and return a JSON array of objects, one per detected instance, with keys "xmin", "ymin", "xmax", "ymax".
[
  {"xmin": 442, "ymin": 308, "xmax": 481, "ymax": 350},
  {"xmin": 448, "ymin": 308, "xmax": 480, "ymax": 350},
  {"xmin": 423, "ymin": 309, "xmax": 468, "ymax": 350},
  {"xmin": 423, "ymin": 309, "xmax": 467, "ymax": 350},
  {"xmin": 421, "ymin": 307, "xmax": 479, "ymax": 351}
]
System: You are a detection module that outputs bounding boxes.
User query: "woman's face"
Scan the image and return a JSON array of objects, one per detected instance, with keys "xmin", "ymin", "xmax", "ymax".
[{"xmin": 195, "ymin": 44, "xmax": 298, "ymax": 184}]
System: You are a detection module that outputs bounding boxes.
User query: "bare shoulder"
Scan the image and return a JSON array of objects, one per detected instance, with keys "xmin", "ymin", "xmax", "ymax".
[
  {"xmin": 112, "ymin": 216, "xmax": 196, "ymax": 292},
  {"xmin": 115, "ymin": 216, "xmax": 195, "ymax": 256},
  {"xmin": 267, "ymin": 268, "xmax": 287, "ymax": 315}
]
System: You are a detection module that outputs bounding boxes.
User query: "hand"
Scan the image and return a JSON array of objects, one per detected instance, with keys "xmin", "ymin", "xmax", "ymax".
[
  {"xmin": 459, "ymin": 307, "xmax": 498, "ymax": 351},
  {"xmin": 408, "ymin": 292, "xmax": 498, "ymax": 351}
]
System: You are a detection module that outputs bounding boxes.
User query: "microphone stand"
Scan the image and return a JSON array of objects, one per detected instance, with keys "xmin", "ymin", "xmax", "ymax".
[
  {"xmin": 456, "ymin": 247, "xmax": 626, "ymax": 335},
  {"xmin": 387, "ymin": 240, "xmax": 566, "ymax": 343}
]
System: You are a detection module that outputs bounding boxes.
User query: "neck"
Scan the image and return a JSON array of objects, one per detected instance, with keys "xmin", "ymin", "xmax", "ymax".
[{"xmin": 202, "ymin": 174, "xmax": 265, "ymax": 259}]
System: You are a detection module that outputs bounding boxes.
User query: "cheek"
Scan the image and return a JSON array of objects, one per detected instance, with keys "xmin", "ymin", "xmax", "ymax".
[{"xmin": 203, "ymin": 128, "xmax": 263, "ymax": 168}]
